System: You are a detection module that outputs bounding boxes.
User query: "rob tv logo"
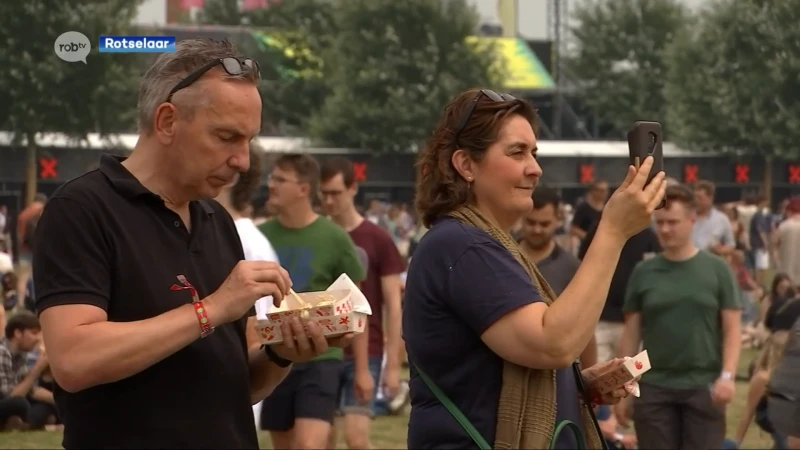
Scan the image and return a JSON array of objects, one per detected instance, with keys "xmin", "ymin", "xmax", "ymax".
[{"xmin": 54, "ymin": 31, "xmax": 92, "ymax": 64}]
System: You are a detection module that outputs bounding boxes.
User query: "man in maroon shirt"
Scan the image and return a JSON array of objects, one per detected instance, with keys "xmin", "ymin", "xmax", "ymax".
[{"xmin": 321, "ymin": 158, "xmax": 405, "ymax": 449}]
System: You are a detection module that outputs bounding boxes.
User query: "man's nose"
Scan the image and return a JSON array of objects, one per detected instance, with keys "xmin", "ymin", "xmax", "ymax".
[{"xmin": 230, "ymin": 144, "xmax": 251, "ymax": 171}]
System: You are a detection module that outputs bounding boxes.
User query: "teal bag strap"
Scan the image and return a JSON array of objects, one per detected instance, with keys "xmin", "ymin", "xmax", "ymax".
[
  {"xmin": 550, "ymin": 420, "xmax": 587, "ymax": 450},
  {"xmin": 414, "ymin": 363, "xmax": 493, "ymax": 450}
]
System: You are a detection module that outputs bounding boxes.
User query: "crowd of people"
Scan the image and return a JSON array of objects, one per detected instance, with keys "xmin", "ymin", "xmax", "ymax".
[{"xmin": 0, "ymin": 38, "xmax": 798, "ymax": 450}]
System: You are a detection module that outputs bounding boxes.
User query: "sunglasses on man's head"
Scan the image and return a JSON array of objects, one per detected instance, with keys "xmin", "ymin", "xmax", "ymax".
[
  {"xmin": 165, "ymin": 57, "xmax": 261, "ymax": 103},
  {"xmin": 453, "ymin": 89, "xmax": 517, "ymax": 145}
]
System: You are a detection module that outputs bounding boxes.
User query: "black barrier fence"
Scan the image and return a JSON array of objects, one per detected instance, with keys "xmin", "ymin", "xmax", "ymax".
[
  {"xmin": 2, "ymin": 146, "xmax": 800, "ymax": 208},
  {"xmin": 3, "ymin": 146, "xmax": 800, "ymax": 185}
]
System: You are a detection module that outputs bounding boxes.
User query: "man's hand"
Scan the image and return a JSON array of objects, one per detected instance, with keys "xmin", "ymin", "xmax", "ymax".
[
  {"xmin": 34, "ymin": 345, "xmax": 49, "ymax": 370},
  {"xmin": 382, "ymin": 365, "xmax": 401, "ymax": 399},
  {"xmin": 620, "ymin": 433, "xmax": 637, "ymax": 449},
  {"xmin": 206, "ymin": 261, "xmax": 292, "ymax": 325},
  {"xmin": 270, "ymin": 317, "xmax": 354, "ymax": 362},
  {"xmin": 711, "ymin": 377, "xmax": 735, "ymax": 406},
  {"xmin": 354, "ymin": 369, "xmax": 375, "ymax": 404}
]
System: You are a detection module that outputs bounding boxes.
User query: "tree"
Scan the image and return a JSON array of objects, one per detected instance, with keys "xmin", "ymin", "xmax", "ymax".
[
  {"xmin": 199, "ymin": 0, "xmax": 337, "ymax": 135},
  {"xmin": 306, "ymin": 0, "xmax": 499, "ymax": 153},
  {"xmin": 664, "ymin": 0, "xmax": 800, "ymax": 162},
  {"xmin": 566, "ymin": 0, "xmax": 690, "ymax": 138},
  {"xmin": 0, "ymin": 0, "xmax": 142, "ymax": 205},
  {"xmin": 196, "ymin": 0, "xmax": 242, "ymax": 26}
]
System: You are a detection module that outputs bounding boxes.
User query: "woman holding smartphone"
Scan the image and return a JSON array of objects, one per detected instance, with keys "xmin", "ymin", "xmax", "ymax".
[{"xmin": 403, "ymin": 88, "xmax": 666, "ymax": 449}]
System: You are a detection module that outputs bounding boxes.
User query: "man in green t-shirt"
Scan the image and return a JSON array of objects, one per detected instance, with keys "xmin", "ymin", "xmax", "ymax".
[
  {"xmin": 615, "ymin": 184, "xmax": 742, "ymax": 450},
  {"xmin": 258, "ymin": 154, "xmax": 366, "ymax": 449}
]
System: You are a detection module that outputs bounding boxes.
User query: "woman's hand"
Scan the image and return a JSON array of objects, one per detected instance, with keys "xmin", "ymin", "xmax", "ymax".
[
  {"xmin": 599, "ymin": 156, "xmax": 666, "ymax": 241},
  {"xmin": 581, "ymin": 358, "xmax": 635, "ymax": 405}
]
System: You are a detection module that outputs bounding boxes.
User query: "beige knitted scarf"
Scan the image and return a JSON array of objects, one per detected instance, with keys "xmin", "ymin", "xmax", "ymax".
[{"xmin": 448, "ymin": 204, "xmax": 604, "ymax": 449}]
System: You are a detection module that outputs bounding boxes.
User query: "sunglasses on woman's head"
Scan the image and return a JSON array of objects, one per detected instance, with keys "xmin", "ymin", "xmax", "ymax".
[
  {"xmin": 453, "ymin": 89, "xmax": 516, "ymax": 146},
  {"xmin": 165, "ymin": 57, "xmax": 261, "ymax": 103}
]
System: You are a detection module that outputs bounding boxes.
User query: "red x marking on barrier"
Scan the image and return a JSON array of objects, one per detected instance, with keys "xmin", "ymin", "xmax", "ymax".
[
  {"xmin": 353, "ymin": 162, "xmax": 367, "ymax": 182},
  {"xmin": 789, "ymin": 164, "xmax": 800, "ymax": 184},
  {"xmin": 735, "ymin": 164, "xmax": 750, "ymax": 183},
  {"xmin": 579, "ymin": 164, "xmax": 594, "ymax": 183},
  {"xmin": 39, "ymin": 157, "xmax": 57, "ymax": 179},
  {"xmin": 683, "ymin": 164, "xmax": 698, "ymax": 183}
]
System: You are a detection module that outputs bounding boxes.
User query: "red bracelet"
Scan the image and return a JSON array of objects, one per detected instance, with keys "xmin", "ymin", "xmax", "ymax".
[
  {"xmin": 193, "ymin": 300, "xmax": 214, "ymax": 338},
  {"xmin": 171, "ymin": 275, "xmax": 215, "ymax": 338}
]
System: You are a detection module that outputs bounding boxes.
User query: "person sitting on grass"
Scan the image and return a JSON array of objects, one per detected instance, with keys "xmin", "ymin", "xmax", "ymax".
[
  {"xmin": 0, "ymin": 312, "xmax": 57, "ymax": 431},
  {"xmin": 734, "ymin": 329, "xmax": 791, "ymax": 449}
]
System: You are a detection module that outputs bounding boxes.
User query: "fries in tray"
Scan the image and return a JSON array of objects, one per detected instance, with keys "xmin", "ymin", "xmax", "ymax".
[{"xmin": 254, "ymin": 274, "xmax": 372, "ymax": 345}]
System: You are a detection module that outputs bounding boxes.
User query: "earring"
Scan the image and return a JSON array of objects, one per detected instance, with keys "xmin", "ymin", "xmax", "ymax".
[{"xmin": 467, "ymin": 176, "xmax": 472, "ymax": 181}]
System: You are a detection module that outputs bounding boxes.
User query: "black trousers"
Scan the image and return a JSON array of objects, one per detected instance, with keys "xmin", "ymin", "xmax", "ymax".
[
  {"xmin": 28, "ymin": 399, "xmax": 59, "ymax": 429},
  {"xmin": 633, "ymin": 382, "xmax": 725, "ymax": 450},
  {"xmin": 0, "ymin": 396, "xmax": 29, "ymax": 428},
  {"xmin": 0, "ymin": 396, "xmax": 59, "ymax": 430}
]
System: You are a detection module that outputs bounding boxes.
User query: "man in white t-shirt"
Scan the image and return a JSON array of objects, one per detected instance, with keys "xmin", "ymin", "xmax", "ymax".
[
  {"xmin": 214, "ymin": 144, "xmax": 279, "ymax": 428},
  {"xmin": 774, "ymin": 198, "xmax": 800, "ymax": 288}
]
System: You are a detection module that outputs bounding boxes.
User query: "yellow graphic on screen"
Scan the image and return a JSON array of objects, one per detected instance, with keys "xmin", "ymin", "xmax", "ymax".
[{"xmin": 466, "ymin": 36, "xmax": 554, "ymax": 90}]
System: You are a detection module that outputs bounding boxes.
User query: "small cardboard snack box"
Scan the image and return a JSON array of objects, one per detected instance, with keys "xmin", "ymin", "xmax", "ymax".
[
  {"xmin": 593, "ymin": 349, "xmax": 651, "ymax": 395},
  {"xmin": 255, "ymin": 274, "xmax": 371, "ymax": 345}
]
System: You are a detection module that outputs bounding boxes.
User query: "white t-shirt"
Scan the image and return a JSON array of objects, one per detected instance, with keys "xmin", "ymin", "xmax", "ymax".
[
  {"xmin": 0, "ymin": 251, "xmax": 12, "ymax": 274},
  {"xmin": 234, "ymin": 218, "xmax": 279, "ymax": 319}
]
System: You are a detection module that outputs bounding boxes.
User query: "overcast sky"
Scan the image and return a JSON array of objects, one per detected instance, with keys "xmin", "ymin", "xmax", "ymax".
[{"xmin": 469, "ymin": 0, "xmax": 712, "ymax": 40}]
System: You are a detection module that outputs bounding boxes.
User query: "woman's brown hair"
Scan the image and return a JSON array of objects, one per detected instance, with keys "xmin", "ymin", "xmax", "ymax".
[
  {"xmin": 415, "ymin": 88, "xmax": 538, "ymax": 228},
  {"xmin": 230, "ymin": 143, "xmax": 264, "ymax": 214}
]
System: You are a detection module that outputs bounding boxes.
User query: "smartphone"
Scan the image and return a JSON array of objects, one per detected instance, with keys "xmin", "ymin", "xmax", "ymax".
[{"xmin": 627, "ymin": 121, "xmax": 666, "ymax": 209}]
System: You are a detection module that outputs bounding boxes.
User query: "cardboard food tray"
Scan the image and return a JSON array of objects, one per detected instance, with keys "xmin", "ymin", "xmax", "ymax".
[
  {"xmin": 255, "ymin": 274, "xmax": 372, "ymax": 345},
  {"xmin": 593, "ymin": 350, "xmax": 651, "ymax": 395}
]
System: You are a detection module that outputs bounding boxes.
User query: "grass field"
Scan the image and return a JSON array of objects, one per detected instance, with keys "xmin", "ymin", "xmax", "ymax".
[{"xmin": 0, "ymin": 349, "xmax": 777, "ymax": 449}]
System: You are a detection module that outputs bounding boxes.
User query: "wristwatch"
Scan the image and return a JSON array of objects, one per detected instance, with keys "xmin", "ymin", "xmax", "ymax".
[
  {"xmin": 262, "ymin": 345, "xmax": 292, "ymax": 368},
  {"xmin": 613, "ymin": 432, "xmax": 624, "ymax": 447},
  {"xmin": 720, "ymin": 371, "xmax": 734, "ymax": 381}
]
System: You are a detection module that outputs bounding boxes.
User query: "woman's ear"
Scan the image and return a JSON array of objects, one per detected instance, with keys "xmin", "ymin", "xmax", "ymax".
[{"xmin": 451, "ymin": 149, "xmax": 474, "ymax": 182}]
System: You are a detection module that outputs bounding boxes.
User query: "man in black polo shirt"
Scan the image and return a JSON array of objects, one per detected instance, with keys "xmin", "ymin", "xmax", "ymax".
[
  {"xmin": 32, "ymin": 38, "xmax": 347, "ymax": 449},
  {"xmin": 520, "ymin": 186, "xmax": 596, "ymax": 368}
]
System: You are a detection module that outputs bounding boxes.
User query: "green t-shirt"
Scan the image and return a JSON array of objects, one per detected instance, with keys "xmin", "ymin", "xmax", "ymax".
[
  {"xmin": 259, "ymin": 216, "xmax": 366, "ymax": 360},
  {"xmin": 623, "ymin": 250, "xmax": 741, "ymax": 389}
]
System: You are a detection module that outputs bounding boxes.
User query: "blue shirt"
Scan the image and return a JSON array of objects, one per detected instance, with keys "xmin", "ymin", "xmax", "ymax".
[
  {"xmin": 403, "ymin": 218, "xmax": 584, "ymax": 449},
  {"xmin": 749, "ymin": 210, "xmax": 770, "ymax": 250}
]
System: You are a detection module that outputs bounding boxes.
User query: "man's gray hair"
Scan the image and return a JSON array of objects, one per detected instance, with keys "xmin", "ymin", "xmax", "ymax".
[{"xmin": 137, "ymin": 38, "xmax": 259, "ymax": 133}]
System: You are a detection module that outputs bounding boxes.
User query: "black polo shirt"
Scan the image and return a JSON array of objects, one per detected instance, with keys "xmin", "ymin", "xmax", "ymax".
[
  {"xmin": 33, "ymin": 155, "xmax": 257, "ymax": 449},
  {"xmin": 578, "ymin": 223, "xmax": 661, "ymax": 323}
]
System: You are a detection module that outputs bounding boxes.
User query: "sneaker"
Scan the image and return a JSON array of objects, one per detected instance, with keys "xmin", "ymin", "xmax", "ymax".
[{"xmin": 388, "ymin": 380, "xmax": 410, "ymax": 414}]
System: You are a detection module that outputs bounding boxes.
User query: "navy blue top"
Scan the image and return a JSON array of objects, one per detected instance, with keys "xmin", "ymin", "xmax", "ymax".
[{"xmin": 403, "ymin": 218, "xmax": 584, "ymax": 449}]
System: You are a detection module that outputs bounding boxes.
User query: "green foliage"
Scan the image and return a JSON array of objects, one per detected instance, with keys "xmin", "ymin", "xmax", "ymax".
[
  {"xmin": 664, "ymin": 0, "xmax": 800, "ymax": 158},
  {"xmin": 0, "ymin": 0, "xmax": 143, "ymax": 141},
  {"xmin": 199, "ymin": 0, "xmax": 336, "ymax": 135},
  {"xmin": 566, "ymin": 0, "xmax": 689, "ymax": 138},
  {"xmin": 200, "ymin": 0, "xmax": 497, "ymax": 151},
  {"xmin": 196, "ymin": 0, "xmax": 242, "ymax": 26},
  {"xmin": 306, "ymin": 0, "xmax": 498, "ymax": 153},
  {"xmin": 250, "ymin": 0, "xmax": 338, "ymax": 135}
]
